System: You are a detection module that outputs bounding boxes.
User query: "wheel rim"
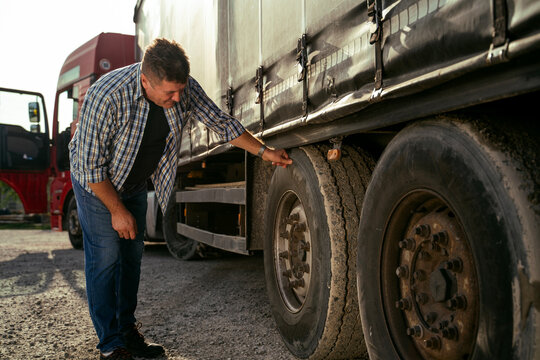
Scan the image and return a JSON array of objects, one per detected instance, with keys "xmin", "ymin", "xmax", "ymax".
[
  {"xmin": 68, "ymin": 208, "xmax": 81, "ymax": 236},
  {"xmin": 273, "ymin": 190, "xmax": 312, "ymax": 313},
  {"xmin": 382, "ymin": 191, "xmax": 479, "ymax": 360}
]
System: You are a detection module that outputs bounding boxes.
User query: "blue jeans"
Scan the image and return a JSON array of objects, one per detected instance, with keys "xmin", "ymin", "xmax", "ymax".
[{"xmin": 72, "ymin": 176, "xmax": 147, "ymax": 353}]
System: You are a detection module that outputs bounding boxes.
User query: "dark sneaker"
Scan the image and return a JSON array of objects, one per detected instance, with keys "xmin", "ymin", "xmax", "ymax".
[
  {"xmin": 122, "ymin": 323, "xmax": 165, "ymax": 358},
  {"xmin": 100, "ymin": 347, "xmax": 133, "ymax": 360}
]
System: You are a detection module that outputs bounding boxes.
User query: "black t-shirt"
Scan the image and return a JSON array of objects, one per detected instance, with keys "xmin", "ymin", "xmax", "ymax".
[{"xmin": 123, "ymin": 99, "xmax": 170, "ymax": 187}]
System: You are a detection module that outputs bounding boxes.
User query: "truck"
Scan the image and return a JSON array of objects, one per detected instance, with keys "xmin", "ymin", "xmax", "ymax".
[
  {"xmin": 0, "ymin": 33, "xmax": 135, "ymax": 247},
  {"xmin": 133, "ymin": 0, "xmax": 540, "ymax": 359}
]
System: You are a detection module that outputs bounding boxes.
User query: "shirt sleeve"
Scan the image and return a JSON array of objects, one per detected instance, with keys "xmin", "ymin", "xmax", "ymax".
[
  {"xmin": 75, "ymin": 88, "xmax": 115, "ymax": 184},
  {"xmin": 188, "ymin": 77, "xmax": 246, "ymax": 142}
]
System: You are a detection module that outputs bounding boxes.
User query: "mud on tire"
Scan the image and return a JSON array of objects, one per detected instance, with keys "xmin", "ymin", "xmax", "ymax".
[
  {"xmin": 264, "ymin": 145, "xmax": 372, "ymax": 359},
  {"xmin": 357, "ymin": 118, "xmax": 540, "ymax": 360}
]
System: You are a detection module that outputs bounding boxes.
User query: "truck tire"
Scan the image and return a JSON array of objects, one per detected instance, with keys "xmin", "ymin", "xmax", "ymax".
[
  {"xmin": 264, "ymin": 146, "xmax": 371, "ymax": 359},
  {"xmin": 357, "ymin": 118, "xmax": 540, "ymax": 360},
  {"xmin": 162, "ymin": 189, "xmax": 205, "ymax": 260},
  {"xmin": 67, "ymin": 196, "xmax": 83, "ymax": 249}
]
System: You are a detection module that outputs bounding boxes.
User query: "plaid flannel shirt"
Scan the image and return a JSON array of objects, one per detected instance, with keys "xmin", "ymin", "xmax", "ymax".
[{"xmin": 69, "ymin": 63, "xmax": 245, "ymax": 212}]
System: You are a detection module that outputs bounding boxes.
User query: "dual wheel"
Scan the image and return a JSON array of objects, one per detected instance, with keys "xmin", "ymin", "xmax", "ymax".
[
  {"xmin": 264, "ymin": 118, "xmax": 539, "ymax": 359},
  {"xmin": 264, "ymin": 145, "xmax": 372, "ymax": 359}
]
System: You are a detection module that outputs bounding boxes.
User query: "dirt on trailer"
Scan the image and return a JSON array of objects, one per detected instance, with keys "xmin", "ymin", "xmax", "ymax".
[{"xmin": 0, "ymin": 230, "xmax": 295, "ymax": 360}]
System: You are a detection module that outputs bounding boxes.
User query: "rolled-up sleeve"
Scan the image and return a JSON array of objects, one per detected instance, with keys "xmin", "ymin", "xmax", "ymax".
[
  {"xmin": 76, "ymin": 91, "xmax": 115, "ymax": 184},
  {"xmin": 189, "ymin": 77, "xmax": 245, "ymax": 142}
]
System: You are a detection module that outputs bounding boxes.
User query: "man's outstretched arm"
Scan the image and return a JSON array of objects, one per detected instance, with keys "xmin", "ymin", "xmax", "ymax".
[{"xmin": 229, "ymin": 131, "xmax": 293, "ymax": 168}]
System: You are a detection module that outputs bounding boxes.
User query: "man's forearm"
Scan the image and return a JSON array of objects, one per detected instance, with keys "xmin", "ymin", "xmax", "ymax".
[
  {"xmin": 88, "ymin": 178, "xmax": 126, "ymax": 215},
  {"xmin": 229, "ymin": 131, "xmax": 293, "ymax": 167},
  {"xmin": 229, "ymin": 131, "xmax": 265, "ymax": 156}
]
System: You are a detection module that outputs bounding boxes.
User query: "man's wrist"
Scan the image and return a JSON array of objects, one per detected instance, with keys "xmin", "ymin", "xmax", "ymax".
[{"xmin": 257, "ymin": 144, "xmax": 267, "ymax": 158}]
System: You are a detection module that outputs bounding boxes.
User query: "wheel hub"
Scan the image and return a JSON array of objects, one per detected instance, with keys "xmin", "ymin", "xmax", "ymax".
[
  {"xmin": 390, "ymin": 199, "xmax": 478, "ymax": 359},
  {"xmin": 68, "ymin": 208, "xmax": 81, "ymax": 236},
  {"xmin": 274, "ymin": 192, "xmax": 312, "ymax": 313}
]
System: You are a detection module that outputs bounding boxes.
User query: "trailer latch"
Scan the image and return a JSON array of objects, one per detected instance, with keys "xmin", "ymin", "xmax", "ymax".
[
  {"xmin": 255, "ymin": 66, "xmax": 264, "ymax": 104},
  {"xmin": 368, "ymin": 0, "xmax": 381, "ymax": 44},
  {"xmin": 487, "ymin": 41, "xmax": 509, "ymax": 65},
  {"xmin": 296, "ymin": 34, "xmax": 308, "ymax": 82},
  {"xmin": 226, "ymin": 87, "xmax": 234, "ymax": 115}
]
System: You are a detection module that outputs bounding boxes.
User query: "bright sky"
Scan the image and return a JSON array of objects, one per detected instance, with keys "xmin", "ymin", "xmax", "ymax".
[{"xmin": 0, "ymin": 0, "xmax": 136, "ymax": 119}]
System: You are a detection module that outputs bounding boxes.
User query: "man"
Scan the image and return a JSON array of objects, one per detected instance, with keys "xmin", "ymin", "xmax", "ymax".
[{"xmin": 69, "ymin": 38, "xmax": 292, "ymax": 360}]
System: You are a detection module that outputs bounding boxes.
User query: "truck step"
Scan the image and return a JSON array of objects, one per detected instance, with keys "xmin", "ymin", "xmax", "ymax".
[
  {"xmin": 176, "ymin": 222, "xmax": 248, "ymax": 255},
  {"xmin": 176, "ymin": 186, "xmax": 245, "ymax": 205}
]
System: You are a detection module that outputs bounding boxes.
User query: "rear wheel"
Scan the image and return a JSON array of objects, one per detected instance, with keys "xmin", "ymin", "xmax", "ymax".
[
  {"xmin": 162, "ymin": 188, "xmax": 206, "ymax": 260},
  {"xmin": 357, "ymin": 118, "xmax": 540, "ymax": 359},
  {"xmin": 67, "ymin": 196, "xmax": 83, "ymax": 249},
  {"xmin": 264, "ymin": 146, "xmax": 371, "ymax": 359}
]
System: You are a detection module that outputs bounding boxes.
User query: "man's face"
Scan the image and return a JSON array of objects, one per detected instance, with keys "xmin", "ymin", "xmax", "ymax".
[{"xmin": 141, "ymin": 73, "xmax": 186, "ymax": 109}]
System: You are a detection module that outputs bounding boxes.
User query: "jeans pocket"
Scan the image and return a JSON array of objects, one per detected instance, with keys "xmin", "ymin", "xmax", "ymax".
[{"xmin": 87, "ymin": 195, "xmax": 109, "ymax": 216}]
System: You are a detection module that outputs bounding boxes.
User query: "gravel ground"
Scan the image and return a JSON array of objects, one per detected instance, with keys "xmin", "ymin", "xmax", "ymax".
[{"xmin": 0, "ymin": 230, "xmax": 296, "ymax": 360}]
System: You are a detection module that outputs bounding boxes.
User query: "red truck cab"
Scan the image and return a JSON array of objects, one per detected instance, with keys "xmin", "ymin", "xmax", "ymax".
[{"xmin": 0, "ymin": 33, "xmax": 134, "ymax": 247}]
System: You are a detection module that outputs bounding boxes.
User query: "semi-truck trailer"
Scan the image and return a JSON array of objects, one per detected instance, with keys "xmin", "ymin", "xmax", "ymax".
[{"xmin": 134, "ymin": 0, "xmax": 540, "ymax": 359}]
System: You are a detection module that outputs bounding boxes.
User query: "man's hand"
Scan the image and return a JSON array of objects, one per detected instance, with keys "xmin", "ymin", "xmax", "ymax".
[
  {"xmin": 111, "ymin": 207, "xmax": 138, "ymax": 240},
  {"xmin": 262, "ymin": 148, "xmax": 292, "ymax": 168}
]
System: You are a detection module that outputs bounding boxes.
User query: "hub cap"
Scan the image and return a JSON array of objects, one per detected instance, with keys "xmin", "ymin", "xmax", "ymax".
[
  {"xmin": 383, "ymin": 193, "xmax": 478, "ymax": 359},
  {"xmin": 274, "ymin": 191, "xmax": 312, "ymax": 313},
  {"xmin": 68, "ymin": 208, "xmax": 81, "ymax": 236}
]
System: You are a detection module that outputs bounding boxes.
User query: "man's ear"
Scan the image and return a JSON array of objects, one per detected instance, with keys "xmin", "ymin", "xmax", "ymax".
[
  {"xmin": 141, "ymin": 73, "xmax": 153, "ymax": 94},
  {"xmin": 141, "ymin": 73, "xmax": 149, "ymax": 87}
]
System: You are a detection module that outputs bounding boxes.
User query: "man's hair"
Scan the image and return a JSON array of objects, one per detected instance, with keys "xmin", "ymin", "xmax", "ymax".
[{"xmin": 141, "ymin": 38, "xmax": 190, "ymax": 84}]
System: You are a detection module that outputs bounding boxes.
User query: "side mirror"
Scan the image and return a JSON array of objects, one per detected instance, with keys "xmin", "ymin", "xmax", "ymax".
[
  {"xmin": 28, "ymin": 102, "xmax": 40, "ymax": 123},
  {"xmin": 30, "ymin": 124, "xmax": 41, "ymax": 133}
]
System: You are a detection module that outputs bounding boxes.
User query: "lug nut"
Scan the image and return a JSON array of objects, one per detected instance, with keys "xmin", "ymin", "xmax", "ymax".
[
  {"xmin": 290, "ymin": 279, "xmax": 305, "ymax": 288},
  {"xmin": 287, "ymin": 213, "xmax": 300, "ymax": 223},
  {"xmin": 416, "ymin": 292, "xmax": 429, "ymax": 305},
  {"xmin": 432, "ymin": 231, "xmax": 448, "ymax": 245},
  {"xmin": 425, "ymin": 312, "xmax": 438, "ymax": 324},
  {"xmin": 282, "ymin": 269, "xmax": 292, "ymax": 277},
  {"xmin": 438, "ymin": 320, "xmax": 449, "ymax": 330},
  {"xmin": 424, "ymin": 336, "xmax": 441, "ymax": 350},
  {"xmin": 395, "ymin": 298, "xmax": 412, "ymax": 310},
  {"xmin": 399, "ymin": 238, "xmax": 416, "ymax": 251},
  {"xmin": 415, "ymin": 224, "xmax": 431, "ymax": 237},
  {"xmin": 446, "ymin": 295, "xmax": 467, "ymax": 310},
  {"xmin": 441, "ymin": 326, "xmax": 458, "ymax": 340},
  {"xmin": 443, "ymin": 258, "xmax": 463, "ymax": 273},
  {"xmin": 406, "ymin": 325, "xmax": 423, "ymax": 337},
  {"xmin": 413, "ymin": 270, "xmax": 426, "ymax": 281},
  {"xmin": 395, "ymin": 266, "xmax": 409, "ymax": 278},
  {"xmin": 429, "ymin": 241, "xmax": 441, "ymax": 252}
]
